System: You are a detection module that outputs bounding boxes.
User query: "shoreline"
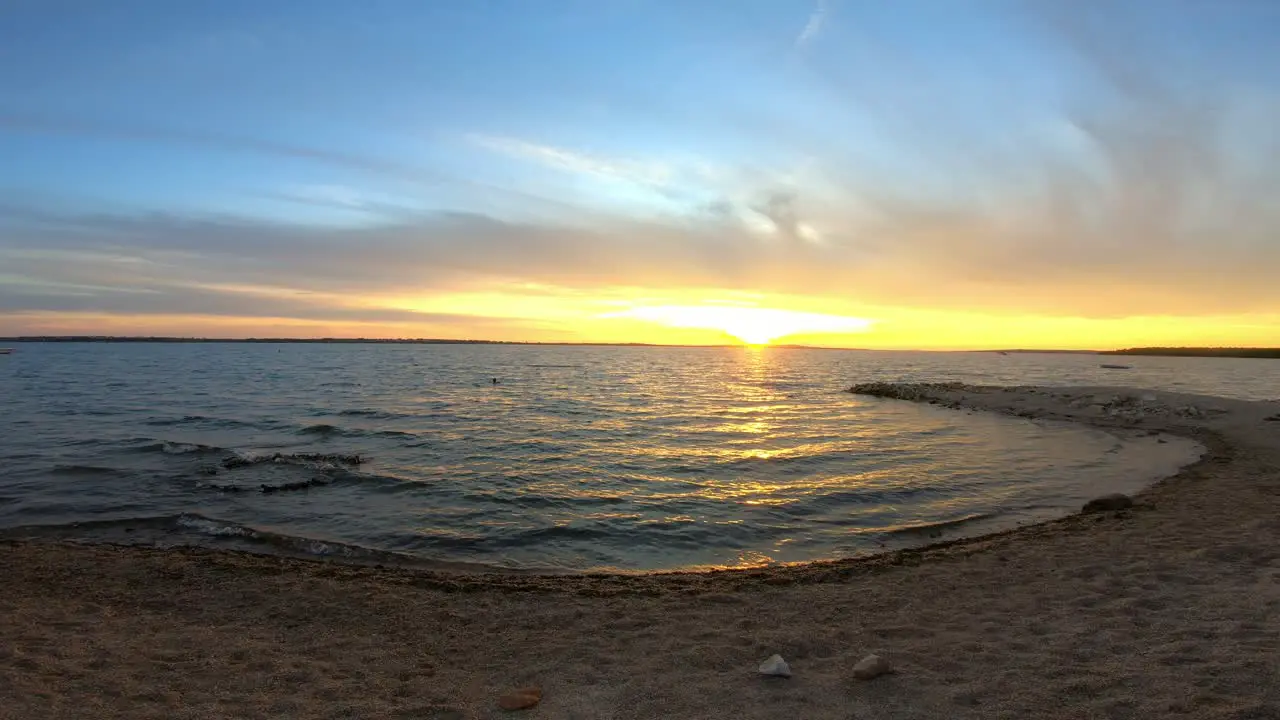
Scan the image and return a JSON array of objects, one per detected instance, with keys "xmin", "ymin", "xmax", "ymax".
[{"xmin": 5, "ymin": 383, "xmax": 1279, "ymax": 718}]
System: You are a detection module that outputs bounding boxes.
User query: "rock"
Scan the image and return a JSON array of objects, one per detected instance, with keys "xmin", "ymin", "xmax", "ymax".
[
  {"xmin": 497, "ymin": 687, "xmax": 542, "ymax": 711},
  {"xmin": 758, "ymin": 654, "xmax": 791, "ymax": 678},
  {"xmin": 1265, "ymin": 414, "xmax": 1280, "ymax": 422},
  {"xmin": 1082, "ymin": 493, "xmax": 1133, "ymax": 513},
  {"xmin": 852, "ymin": 653, "xmax": 892, "ymax": 680}
]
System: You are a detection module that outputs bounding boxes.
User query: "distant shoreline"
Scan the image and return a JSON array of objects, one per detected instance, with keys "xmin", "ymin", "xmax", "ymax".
[
  {"xmin": 0, "ymin": 337, "xmax": 1087, "ymax": 352},
  {"xmin": 1103, "ymin": 347, "xmax": 1280, "ymax": 359},
  {"xmin": 3, "ymin": 337, "xmax": 1277, "ymax": 357},
  {"xmin": 0, "ymin": 336, "xmax": 835, "ymax": 349}
]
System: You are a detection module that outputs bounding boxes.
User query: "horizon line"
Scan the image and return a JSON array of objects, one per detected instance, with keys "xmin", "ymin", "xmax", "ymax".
[
  {"xmin": 5, "ymin": 336, "xmax": 1280, "ymax": 355},
  {"xmin": 0, "ymin": 334, "xmax": 1082, "ymax": 352}
]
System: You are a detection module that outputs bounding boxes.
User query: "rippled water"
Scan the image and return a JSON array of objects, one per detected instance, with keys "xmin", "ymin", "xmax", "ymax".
[{"xmin": 2, "ymin": 343, "xmax": 1263, "ymax": 571}]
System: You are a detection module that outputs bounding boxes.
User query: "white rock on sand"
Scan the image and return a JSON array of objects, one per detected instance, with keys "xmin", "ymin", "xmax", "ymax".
[
  {"xmin": 758, "ymin": 654, "xmax": 792, "ymax": 678},
  {"xmin": 852, "ymin": 653, "xmax": 892, "ymax": 680}
]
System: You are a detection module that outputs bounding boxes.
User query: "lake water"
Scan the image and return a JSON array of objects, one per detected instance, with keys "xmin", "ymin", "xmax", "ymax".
[{"xmin": 3, "ymin": 343, "xmax": 1269, "ymax": 572}]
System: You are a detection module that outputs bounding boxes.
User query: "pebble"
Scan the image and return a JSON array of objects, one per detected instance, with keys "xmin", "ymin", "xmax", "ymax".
[
  {"xmin": 497, "ymin": 687, "xmax": 542, "ymax": 711},
  {"xmin": 758, "ymin": 654, "xmax": 792, "ymax": 678},
  {"xmin": 853, "ymin": 653, "xmax": 892, "ymax": 680}
]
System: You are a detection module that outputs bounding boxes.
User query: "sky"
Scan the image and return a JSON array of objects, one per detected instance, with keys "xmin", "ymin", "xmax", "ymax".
[{"xmin": 2, "ymin": 0, "xmax": 1279, "ymax": 349}]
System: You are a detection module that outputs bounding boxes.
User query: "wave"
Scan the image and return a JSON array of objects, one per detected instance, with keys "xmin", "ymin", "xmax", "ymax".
[
  {"xmin": 163, "ymin": 441, "xmax": 223, "ymax": 455},
  {"xmin": 877, "ymin": 512, "xmax": 996, "ymax": 538},
  {"xmin": 296, "ymin": 423, "xmax": 416, "ymax": 439},
  {"xmin": 399, "ymin": 522, "xmax": 615, "ymax": 552},
  {"xmin": 49, "ymin": 464, "xmax": 129, "ymax": 477},
  {"xmin": 402, "ymin": 515, "xmax": 735, "ymax": 555},
  {"xmin": 220, "ymin": 451, "xmax": 364, "ymax": 470},
  {"xmin": 336, "ymin": 408, "xmax": 399, "ymax": 419},
  {"xmin": 461, "ymin": 490, "xmax": 632, "ymax": 509},
  {"xmin": 127, "ymin": 440, "xmax": 228, "ymax": 455},
  {"xmin": 201, "ymin": 476, "xmax": 332, "ymax": 494},
  {"xmin": 201, "ymin": 451, "xmax": 375, "ymax": 491},
  {"xmin": 143, "ymin": 415, "xmax": 258, "ymax": 429},
  {"xmin": 175, "ymin": 513, "xmax": 255, "ymax": 537},
  {"xmin": 0, "ymin": 513, "xmax": 418, "ymax": 565},
  {"xmin": 373, "ymin": 429, "xmax": 417, "ymax": 438}
]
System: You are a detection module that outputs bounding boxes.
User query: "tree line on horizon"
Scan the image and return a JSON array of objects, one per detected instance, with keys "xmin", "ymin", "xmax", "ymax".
[{"xmin": 1103, "ymin": 347, "xmax": 1280, "ymax": 359}]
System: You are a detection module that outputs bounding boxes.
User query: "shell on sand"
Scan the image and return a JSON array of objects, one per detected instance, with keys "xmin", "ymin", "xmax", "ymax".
[{"xmin": 497, "ymin": 687, "xmax": 543, "ymax": 711}]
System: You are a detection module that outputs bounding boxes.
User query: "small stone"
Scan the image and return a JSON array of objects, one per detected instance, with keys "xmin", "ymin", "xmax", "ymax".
[
  {"xmin": 758, "ymin": 654, "xmax": 791, "ymax": 678},
  {"xmin": 497, "ymin": 687, "xmax": 542, "ymax": 711},
  {"xmin": 853, "ymin": 653, "xmax": 892, "ymax": 680},
  {"xmin": 1082, "ymin": 493, "xmax": 1133, "ymax": 513}
]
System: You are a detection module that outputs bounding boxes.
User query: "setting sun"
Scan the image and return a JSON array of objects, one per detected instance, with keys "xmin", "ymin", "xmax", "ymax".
[{"xmin": 608, "ymin": 305, "xmax": 876, "ymax": 346}]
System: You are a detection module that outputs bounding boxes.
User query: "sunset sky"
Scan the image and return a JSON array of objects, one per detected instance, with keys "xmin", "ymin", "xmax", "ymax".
[{"xmin": 3, "ymin": 0, "xmax": 1279, "ymax": 349}]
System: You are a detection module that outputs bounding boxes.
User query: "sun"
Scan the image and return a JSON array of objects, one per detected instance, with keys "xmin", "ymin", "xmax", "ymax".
[
  {"xmin": 719, "ymin": 319, "xmax": 793, "ymax": 346},
  {"xmin": 612, "ymin": 304, "xmax": 875, "ymax": 345},
  {"xmin": 733, "ymin": 330, "xmax": 777, "ymax": 346}
]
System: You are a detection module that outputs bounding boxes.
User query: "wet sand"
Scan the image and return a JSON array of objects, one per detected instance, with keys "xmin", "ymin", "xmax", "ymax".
[{"xmin": 3, "ymin": 384, "xmax": 1279, "ymax": 719}]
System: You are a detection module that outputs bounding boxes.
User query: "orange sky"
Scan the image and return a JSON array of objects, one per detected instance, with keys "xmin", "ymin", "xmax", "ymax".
[{"xmin": 7, "ymin": 288, "xmax": 1279, "ymax": 350}]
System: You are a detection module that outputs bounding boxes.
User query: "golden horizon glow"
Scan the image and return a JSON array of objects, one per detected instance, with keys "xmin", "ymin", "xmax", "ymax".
[
  {"xmin": 602, "ymin": 305, "xmax": 876, "ymax": 346},
  {"xmin": 6, "ymin": 290, "xmax": 1280, "ymax": 351}
]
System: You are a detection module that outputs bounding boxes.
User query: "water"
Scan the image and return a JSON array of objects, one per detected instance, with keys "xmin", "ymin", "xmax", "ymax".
[{"xmin": 3, "ymin": 343, "xmax": 1266, "ymax": 572}]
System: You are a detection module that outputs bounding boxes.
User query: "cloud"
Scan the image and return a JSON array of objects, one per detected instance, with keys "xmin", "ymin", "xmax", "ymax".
[
  {"xmin": 796, "ymin": 0, "xmax": 829, "ymax": 48},
  {"xmin": 3, "ymin": 127, "xmax": 1279, "ymax": 327},
  {"xmin": 0, "ymin": 111, "xmax": 583, "ymax": 217},
  {"xmin": 468, "ymin": 133, "xmax": 674, "ymax": 188}
]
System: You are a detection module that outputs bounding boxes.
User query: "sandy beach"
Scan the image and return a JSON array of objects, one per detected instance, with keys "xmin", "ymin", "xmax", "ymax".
[{"xmin": 3, "ymin": 383, "xmax": 1279, "ymax": 719}]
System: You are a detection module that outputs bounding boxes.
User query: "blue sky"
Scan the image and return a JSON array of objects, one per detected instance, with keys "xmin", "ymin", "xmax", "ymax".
[{"xmin": 2, "ymin": 0, "xmax": 1280, "ymax": 343}]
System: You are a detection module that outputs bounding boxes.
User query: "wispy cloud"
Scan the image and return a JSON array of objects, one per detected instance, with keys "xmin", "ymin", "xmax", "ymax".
[
  {"xmin": 0, "ymin": 112, "xmax": 586, "ymax": 218},
  {"xmin": 796, "ymin": 0, "xmax": 829, "ymax": 48},
  {"xmin": 468, "ymin": 133, "xmax": 674, "ymax": 188}
]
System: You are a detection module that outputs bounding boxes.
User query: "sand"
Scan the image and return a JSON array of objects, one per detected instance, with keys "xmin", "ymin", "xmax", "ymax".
[{"xmin": 3, "ymin": 383, "xmax": 1279, "ymax": 719}]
